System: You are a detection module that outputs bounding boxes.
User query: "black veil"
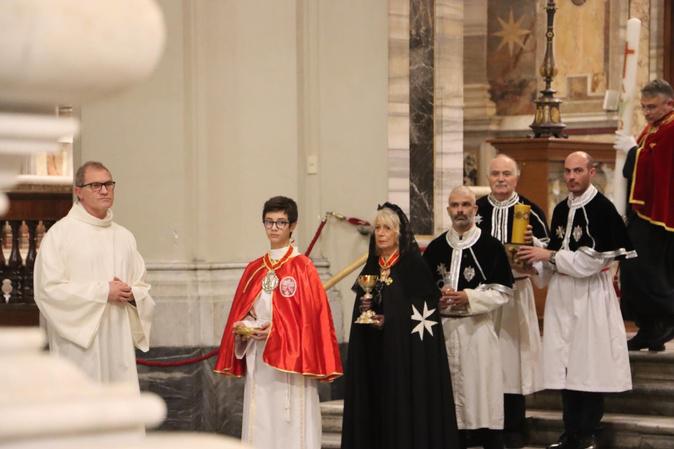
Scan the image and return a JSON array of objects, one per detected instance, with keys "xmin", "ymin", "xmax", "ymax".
[{"xmin": 355, "ymin": 202, "xmax": 436, "ymax": 300}]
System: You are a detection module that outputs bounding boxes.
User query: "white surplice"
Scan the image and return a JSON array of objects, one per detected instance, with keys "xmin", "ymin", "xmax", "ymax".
[
  {"xmin": 235, "ymin": 246, "xmax": 321, "ymax": 449},
  {"xmin": 441, "ymin": 227, "xmax": 511, "ymax": 430},
  {"xmin": 486, "ymin": 193, "xmax": 546, "ymax": 396},
  {"xmin": 493, "ymin": 276, "xmax": 544, "ymax": 395},
  {"xmin": 34, "ymin": 203, "xmax": 155, "ymax": 388},
  {"xmin": 540, "ymin": 250, "xmax": 632, "ymax": 392}
]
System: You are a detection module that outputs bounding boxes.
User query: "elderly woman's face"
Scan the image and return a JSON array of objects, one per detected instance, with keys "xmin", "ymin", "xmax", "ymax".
[{"xmin": 374, "ymin": 220, "xmax": 399, "ymax": 255}]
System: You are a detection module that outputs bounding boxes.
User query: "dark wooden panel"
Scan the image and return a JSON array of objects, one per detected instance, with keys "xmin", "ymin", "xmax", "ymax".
[
  {"xmin": 0, "ymin": 304, "xmax": 39, "ymax": 326},
  {"xmin": 2, "ymin": 192, "xmax": 72, "ymax": 221}
]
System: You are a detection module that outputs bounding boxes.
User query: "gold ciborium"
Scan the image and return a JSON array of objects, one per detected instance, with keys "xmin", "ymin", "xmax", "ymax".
[
  {"xmin": 355, "ymin": 274, "xmax": 378, "ymax": 324},
  {"xmin": 505, "ymin": 203, "xmax": 532, "ymax": 271}
]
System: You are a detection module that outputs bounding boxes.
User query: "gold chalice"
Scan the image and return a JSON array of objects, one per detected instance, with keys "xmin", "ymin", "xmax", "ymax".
[{"xmin": 355, "ymin": 274, "xmax": 378, "ymax": 324}]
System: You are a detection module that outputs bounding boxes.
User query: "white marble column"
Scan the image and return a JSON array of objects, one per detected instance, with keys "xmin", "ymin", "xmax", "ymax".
[
  {"xmin": 434, "ymin": 0, "xmax": 464, "ymax": 234},
  {"xmin": 387, "ymin": 0, "xmax": 411, "ymax": 213}
]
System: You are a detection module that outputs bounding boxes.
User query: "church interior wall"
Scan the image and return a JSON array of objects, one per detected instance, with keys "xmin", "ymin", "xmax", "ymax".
[{"xmin": 77, "ymin": 0, "xmax": 389, "ymax": 349}]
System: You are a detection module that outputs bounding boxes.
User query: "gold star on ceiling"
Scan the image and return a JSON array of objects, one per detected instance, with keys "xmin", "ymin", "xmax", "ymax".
[{"xmin": 493, "ymin": 9, "xmax": 531, "ymax": 56}]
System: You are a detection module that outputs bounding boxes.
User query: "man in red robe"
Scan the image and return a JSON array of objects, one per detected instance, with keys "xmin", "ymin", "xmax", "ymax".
[
  {"xmin": 617, "ymin": 79, "xmax": 674, "ymax": 351},
  {"xmin": 215, "ymin": 196, "xmax": 342, "ymax": 449}
]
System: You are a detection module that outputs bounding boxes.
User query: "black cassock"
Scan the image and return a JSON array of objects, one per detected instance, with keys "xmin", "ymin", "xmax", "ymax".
[
  {"xmin": 341, "ymin": 249, "xmax": 460, "ymax": 449},
  {"xmin": 475, "ymin": 193, "xmax": 550, "ymax": 246}
]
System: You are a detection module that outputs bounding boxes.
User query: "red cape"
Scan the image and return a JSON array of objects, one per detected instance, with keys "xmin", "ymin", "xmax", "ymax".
[
  {"xmin": 214, "ymin": 253, "xmax": 343, "ymax": 382},
  {"xmin": 630, "ymin": 111, "xmax": 674, "ymax": 231}
]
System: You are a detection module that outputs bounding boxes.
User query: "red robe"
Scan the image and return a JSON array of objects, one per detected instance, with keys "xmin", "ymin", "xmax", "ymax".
[
  {"xmin": 214, "ymin": 253, "xmax": 343, "ymax": 382},
  {"xmin": 630, "ymin": 110, "xmax": 674, "ymax": 231}
]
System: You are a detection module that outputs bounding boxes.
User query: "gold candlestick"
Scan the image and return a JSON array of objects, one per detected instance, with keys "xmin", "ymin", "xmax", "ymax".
[
  {"xmin": 505, "ymin": 203, "xmax": 531, "ymax": 270},
  {"xmin": 511, "ymin": 203, "xmax": 531, "ymax": 244}
]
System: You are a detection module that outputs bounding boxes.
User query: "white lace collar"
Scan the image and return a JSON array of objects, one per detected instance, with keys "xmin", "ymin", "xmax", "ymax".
[{"xmin": 487, "ymin": 192, "xmax": 519, "ymax": 209}]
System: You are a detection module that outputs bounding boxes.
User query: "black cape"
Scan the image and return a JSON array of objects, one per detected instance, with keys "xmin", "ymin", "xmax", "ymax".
[
  {"xmin": 341, "ymin": 203, "xmax": 460, "ymax": 449},
  {"xmin": 475, "ymin": 193, "xmax": 550, "ymax": 245},
  {"xmin": 547, "ymin": 188, "xmax": 636, "ymax": 260},
  {"xmin": 423, "ymin": 229, "xmax": 514, "ymax": 294}
]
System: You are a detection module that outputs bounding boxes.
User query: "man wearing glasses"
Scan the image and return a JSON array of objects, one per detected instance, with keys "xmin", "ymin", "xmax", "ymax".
[
  {"xmin": 215, "ymin": 196, "xmax": 342, "ymax": 449},
  {"xmin": 616, "ymin": 79, "xmax": 674, "ymax": 351},
  {"xmin": 34, "ymin": 161, "xmax": 155, "ymax": 390}
]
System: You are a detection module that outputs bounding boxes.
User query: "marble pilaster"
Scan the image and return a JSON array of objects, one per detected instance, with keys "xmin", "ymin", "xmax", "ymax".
[
  {"xmin": 409, "ymin": 0, "xmax": 435, "ymax": 235},
  {"xmin": 463, "ymin": 0, "xmax": 496, "ymax": 186},
  {"xmin": 433, "ymin": 0, "xmax": 464, "ymax": 234},
  {"xmin": 388, "ymin": 0, "xmax": 411, "ymax": 212},
  {"xmin": 388, "ymin": 0, "xmax": 464, "ymax": 234}
]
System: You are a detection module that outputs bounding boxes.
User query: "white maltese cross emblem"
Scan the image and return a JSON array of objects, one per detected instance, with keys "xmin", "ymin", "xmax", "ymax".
[
  {"xmin": 555, "ymin": 225, "xmax": 565, "ymax": 239},
  {"xmin": 572, "ymin": 225, "xmax": 583, "ymax": 242},
  {"xmin": 475, "ymin": 214, "xmax": 483, "ymax": 225},
  {"xmin": 411, "ymin": 302, "xmax": 437, "ymax": 341},
  {"xmin": 463, "ymin": 266, "xmax": 475, "ymax": 282}
]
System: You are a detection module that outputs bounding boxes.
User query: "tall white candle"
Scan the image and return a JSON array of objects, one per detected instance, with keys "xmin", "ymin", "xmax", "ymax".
[{"xmin": 613, "ymin": 18, "xmax": 641, "ymax": 216}]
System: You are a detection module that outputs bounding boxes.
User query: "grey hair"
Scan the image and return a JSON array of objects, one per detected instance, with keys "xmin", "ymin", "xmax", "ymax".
[
  {"xmin": 490, "ymin": 153, "xmax": 521, "ymax": 176},
  {"xmin": 74, "ymin": 161, "xmax": 110, "ymax": 187},
  {"xmin": 642, "ymin": 79, "xmax": 674, "ymax": 99}
]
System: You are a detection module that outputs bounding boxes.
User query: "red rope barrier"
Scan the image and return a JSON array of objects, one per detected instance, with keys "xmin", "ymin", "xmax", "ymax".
[
  {"xmin": 304, "ymin": 212, "xmax": 371, "ymax": 257},
  {"xmin": 304, "ymin": 216, "xmax": 328, "ymax": 257},
  {"xmin": 136, "ymin": 348, "xmax": 219, "ymax": 367}
]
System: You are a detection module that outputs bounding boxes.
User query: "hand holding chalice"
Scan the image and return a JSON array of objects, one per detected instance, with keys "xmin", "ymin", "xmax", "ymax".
[{"xmin": 355, "ymin": 275, "xmax": 378, "ymax": 324}]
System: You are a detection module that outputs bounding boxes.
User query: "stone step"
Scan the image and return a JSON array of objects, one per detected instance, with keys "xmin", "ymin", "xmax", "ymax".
[
  {"xmin": 528, "ymin": 382, "xmax": 674, "ymax": 417},
  {"xmin": 321, "ymin": 431, "xmax": 340, "ymax": 449},
  {"xmin": 630, "ymin": 348, "xmax": 674, "ymax": 384},
  {"xmin": 527, "ymin": 409, "xmax": 674, "ymax": 449},
  {"xmin": 321, "ymin": 401, "xmax": 674, "ymax": 449}
]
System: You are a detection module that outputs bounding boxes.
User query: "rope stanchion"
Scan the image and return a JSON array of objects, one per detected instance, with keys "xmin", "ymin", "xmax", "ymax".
[
  {"xmin": 136, "ymin": 348, "xmax": 219, "ymax": 367},
  {"xmin": 305, "ymin": 215, "xmax": 328, "ymax": 257},
  {"xmin": 305, "ymin": 211, "xmax": 371, "ymax": 257}
]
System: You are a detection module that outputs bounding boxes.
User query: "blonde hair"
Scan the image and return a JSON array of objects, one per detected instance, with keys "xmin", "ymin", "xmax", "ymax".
[{"xmin": 373, "ymin": 207, "xmax": 401, "ymax": 253}]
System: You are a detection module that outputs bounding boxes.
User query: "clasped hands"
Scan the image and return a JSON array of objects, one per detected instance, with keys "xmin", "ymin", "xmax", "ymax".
[{"xmin": 108, "ymin": 277, "xmax": 135, "ymax": 304}]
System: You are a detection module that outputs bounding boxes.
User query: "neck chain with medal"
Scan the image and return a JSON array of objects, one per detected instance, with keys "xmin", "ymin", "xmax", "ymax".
[
  {"xmin": 261, "ymin": 245, "xmax": 294, "ymax": 293},
  {"xmin": 378, "ymin": 250, "xmax": 400, "ymax": 286}
]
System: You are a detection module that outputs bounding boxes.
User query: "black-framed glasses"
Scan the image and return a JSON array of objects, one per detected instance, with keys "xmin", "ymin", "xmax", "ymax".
[
  {"xmin": 79, "ymin": 181, "xmax": 116, "ymax": 192},
  {"xmin": 263, "ymin": 219, "xmax": 290, "ymax": 230}
]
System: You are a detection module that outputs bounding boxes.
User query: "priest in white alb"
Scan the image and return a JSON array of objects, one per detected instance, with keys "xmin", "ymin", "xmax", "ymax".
[{"xmin": 34, "ymin": 161, "xmax": 155, "ymax": 388}]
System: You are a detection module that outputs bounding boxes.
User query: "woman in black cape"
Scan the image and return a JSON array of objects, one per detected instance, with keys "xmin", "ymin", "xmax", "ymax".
[{"xmin": 341, "ymin": 202, "xmax": 460, "ymax": 449}]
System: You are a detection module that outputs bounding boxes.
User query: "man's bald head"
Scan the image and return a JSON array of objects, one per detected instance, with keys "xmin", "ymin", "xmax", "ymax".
[
  {"xmin": 564, "ymin": 151, "xmax": 596, "ymax": 195},
  {"xmin": 565, "ymin": 151, "xmax": 594, "ymax": 169},
  {"xmin": 489, "ymin": 154, "xmax": 519, "ymax": 175}
]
